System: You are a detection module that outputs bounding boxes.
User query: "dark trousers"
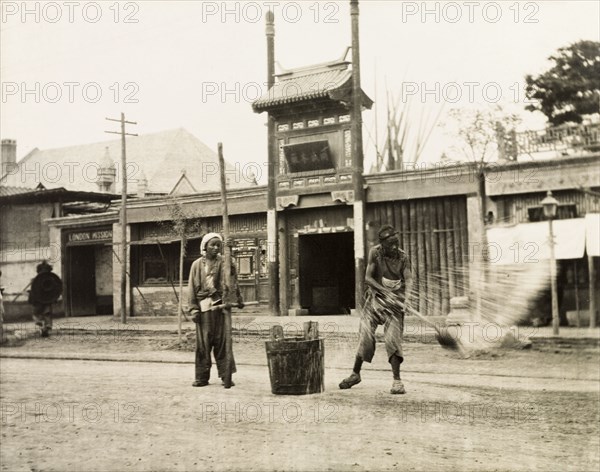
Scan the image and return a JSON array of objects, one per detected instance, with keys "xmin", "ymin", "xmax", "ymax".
[
  {"xmin": 33, "ymin": 304, "xmax": 53, "ymax": 331},
  {"xmin": 356, "ymin": 310, "xmax": 404, "ymax": 363},
  {"xmin": 195, "ymin": 309, "xmax": 236, "ymax": 382}
]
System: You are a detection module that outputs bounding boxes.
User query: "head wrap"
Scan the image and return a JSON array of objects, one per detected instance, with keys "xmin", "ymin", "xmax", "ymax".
[
  {"xmin": 378, "ymin": 225, "xmax": 397, "ymax": 242},
  {"xmin": 200, "ymin": 232, "xmax": 223, "ymax": 255}
]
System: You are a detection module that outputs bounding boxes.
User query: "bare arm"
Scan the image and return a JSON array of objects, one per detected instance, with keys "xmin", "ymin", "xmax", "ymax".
[
  {"xmin": 403, "ymin": 256, "xmax": 414, "ymax": 307},
  {"xmin": 364, "ymin": 248, "xmax": 387, "ymax": 293}
]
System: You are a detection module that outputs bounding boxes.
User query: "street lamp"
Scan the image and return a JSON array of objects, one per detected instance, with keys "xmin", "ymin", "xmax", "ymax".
[{"xmin": 541, "ymin": 190, "xmax": 559, "ymax": 335}]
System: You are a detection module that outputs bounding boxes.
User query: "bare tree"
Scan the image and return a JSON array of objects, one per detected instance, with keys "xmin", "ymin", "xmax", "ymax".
[
  {"xmin": 157, "ymin": 199, "xmax": 203, "ymax": 338},
  {"xmin": 441, "ymin": 105, "xmax": 521, "ymax": 222}
]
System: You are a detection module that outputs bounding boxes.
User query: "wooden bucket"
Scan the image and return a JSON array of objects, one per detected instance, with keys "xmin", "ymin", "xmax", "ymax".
[{"xmin": 265, "ymin": 322, "xmax": 325, "ymax": 395}]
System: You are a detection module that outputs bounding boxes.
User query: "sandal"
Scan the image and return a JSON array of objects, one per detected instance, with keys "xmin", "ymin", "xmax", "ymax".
[
  {"xmin": 390, "ymin": 379, "xmax": 406, "ymax": 394},
  {"xmin": 339, "ymin": 372, "xmax": 361, "ymax": 389}
]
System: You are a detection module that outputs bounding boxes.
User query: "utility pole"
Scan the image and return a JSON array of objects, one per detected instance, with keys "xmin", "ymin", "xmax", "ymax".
[
  {"xmin": 106, "ymin": 113, "xmax": 137, "ymax": 324},
  {"xmin": 351, "ymin": 0, "xmax": 366, "ymax": 312},
  {"xmin": 265, "ymin": 10, "xmax": 280, "ymax": 316}
]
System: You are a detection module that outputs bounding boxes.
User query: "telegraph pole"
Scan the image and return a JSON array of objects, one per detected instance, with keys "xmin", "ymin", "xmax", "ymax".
[
  {"xmin": 106, "ymin": 113, "xmax": 137, "ymax": 323},
  {"xmin": 351, "ymin": 0, "xmax": 366, "ymax": 311},
  {"xmin": 265, "ymin": 10, "xmax": 280, "ymax": 316}
]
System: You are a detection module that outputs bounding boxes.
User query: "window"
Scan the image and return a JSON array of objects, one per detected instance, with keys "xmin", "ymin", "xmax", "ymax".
[
  {"xmin": 139, "ymin": 242, "xmax": 200, "ymax": 285},
  {"xmin": 137, "ymin": 238, "xmax": 269, "ymax": 285},
  {"xmin": 143, "ymin": 261, "xmax": 168, "ymax": 284},
  {"xmin": 236, "ymin": 255, "xmax": 254, "ymax": 279},
  {"xmin": 282, "ymin": 140, "xmax": 334, "ymax": 173},
  {"xmin": 528, "ymin": 204, "xmax": 577, "ymax": 222}
]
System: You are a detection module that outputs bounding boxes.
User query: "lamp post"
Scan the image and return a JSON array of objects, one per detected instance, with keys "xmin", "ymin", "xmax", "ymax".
[{"xmin": 541, "ymin": 191, "xmax": 559, "ymax": 335}]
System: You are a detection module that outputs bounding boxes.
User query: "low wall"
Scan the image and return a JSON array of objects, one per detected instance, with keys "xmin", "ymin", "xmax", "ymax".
[
  {"xmin": 132, "ymin": 286, "xmax": 187, "ymax": 317},
  {"xmin": 2, "ymin": 300, "xmax": 64, "ymax": 322}
]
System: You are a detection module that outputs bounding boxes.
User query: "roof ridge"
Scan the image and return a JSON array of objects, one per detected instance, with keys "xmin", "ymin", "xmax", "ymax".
[
  {"xmin": 21, "ymin": 128, "xmax": 190, "ymax": 155},
  {"xmin": 277, "ymin": 63, "xmax": 350, "ymax": 80},
  {"xmin": 277, "ymin": 68, "xmax": 351, "ymax": 82}
]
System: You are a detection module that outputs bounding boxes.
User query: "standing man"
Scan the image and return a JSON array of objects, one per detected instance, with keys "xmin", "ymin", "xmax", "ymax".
[
  {"xmin": 188, "ymin": 233, "xmax": 244, "ymax": 388},
  {"xmin": 339, "ymin": 224, "xmax": 414, "ymax": 394}
]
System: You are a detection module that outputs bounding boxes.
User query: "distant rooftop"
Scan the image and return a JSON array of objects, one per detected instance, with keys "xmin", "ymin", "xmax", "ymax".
[
  {"xmin": 0, "ymin": 185, "xmax": 33, "ymax": 197},
  {"xmin": 0, "ymin": 128, "xmax": 245, "ymax": 195},
  {"xmin": 252, "ymin": 56, "xmax": 373, "ymax": 112}
]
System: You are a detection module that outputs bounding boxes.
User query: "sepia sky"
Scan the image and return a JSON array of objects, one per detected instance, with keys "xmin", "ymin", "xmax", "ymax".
[{"xmin": 1, "ymin": 0, "xmax": 599, "ymax": 183}]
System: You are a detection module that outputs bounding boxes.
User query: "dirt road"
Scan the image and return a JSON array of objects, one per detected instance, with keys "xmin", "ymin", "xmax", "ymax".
[{"xmin": 1, "ymin": 336, "xmax": 599, "ymax": 472}]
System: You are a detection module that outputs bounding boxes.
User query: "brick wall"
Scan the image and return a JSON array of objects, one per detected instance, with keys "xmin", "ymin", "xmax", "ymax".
[{"xmin": 132, "ymin": 285, "xmax": 189, "ymax": 316}]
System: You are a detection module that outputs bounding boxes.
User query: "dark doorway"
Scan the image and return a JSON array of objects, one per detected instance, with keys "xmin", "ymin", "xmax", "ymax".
[
  {"xmin": 298, "ymin": 232, "xmax": 355, "ymax": 314},
  {"xmin": 68, "ymin": 245, "xmax": 96, "ymax": 316}
]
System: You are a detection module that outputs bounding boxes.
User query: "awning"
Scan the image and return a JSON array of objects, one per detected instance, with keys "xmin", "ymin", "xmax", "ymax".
[
  {"xmin": 130, "ymin": 235, "xmax": 202, "ymax": 246},
  {"xmin": 486, "ymin": 216, "xmax": 597, "ymax": 265}
]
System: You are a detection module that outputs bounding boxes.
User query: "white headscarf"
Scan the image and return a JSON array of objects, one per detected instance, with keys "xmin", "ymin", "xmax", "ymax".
[{"xmin": 200, "ymin": 232, "xmax": 223, "ymax": 255}]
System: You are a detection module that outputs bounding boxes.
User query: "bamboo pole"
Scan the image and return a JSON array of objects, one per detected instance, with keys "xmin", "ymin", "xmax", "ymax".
[
  {"xmin": 458, "ymin": 197, "xmax": 474, "ymax": 296},
  {"xmin": 437, "ymin": 201, "xmax": 449, "ymax": 317},
  {"xmin": 218, "ymin": 143, "xmax": 234, "ymax": 389},
  {"xmin": 452, "ymin": 198, "xmax": 464, "ymax": 297},
  {"xmin": 589, "ymin": 255, "xmax": 597, "ymax": 329},
  {"xmin": 178, "ymin": 234, "xmax": 186, "ymax": 338},
  {"xmin": 443, "ymin": 199, "xmax": 455, "ymax": 301},
  {"xmin": 574, "ymin": 260, "xmax": 580, "ymax": 327},
  {"xmin": 401, "ymin": 202, "xmax": 409, "ymax": 261},
  {"xmin": 423, "ymin": 200, "xmax": 434, "ymax": 316},
  {"xmin": 416, "ymin": 200, "xmax": 427, "ymax": 316},
  {"xmin": 386, "ymin": 202, "xmax": 394, "ymax": 231}
]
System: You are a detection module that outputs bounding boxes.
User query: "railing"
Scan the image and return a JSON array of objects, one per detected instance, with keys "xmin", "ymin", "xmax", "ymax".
[{"xmin": 515, "ymin": 121, "xmax": 600, "ymax": 156}]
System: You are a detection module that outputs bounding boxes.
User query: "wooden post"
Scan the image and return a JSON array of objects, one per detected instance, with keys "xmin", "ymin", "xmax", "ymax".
[
  {"xmin": 120, "ymin": 113, "xmax": 127, "ymax": 324},
  {"xmin": 574, "ymin": 260, "xmax": 580, "ymax": 327},
  {"xmin": 270, "ymin": 325, "xmax": 284, "ymax": 341},
  {"xmin": 265, "ymin": 11, "xmax": 280, "ymax": 316},
  {"xmin": 303, "ymin": 321, "xmax": 319, "ymax": 340},
  {"xmin": 590, "ymin": 255, "xmax": 597, "ymax": 329},
  {"xmin": 105, "ymin": 114, "xmax": 137, "ymax": 323},
  {"xmin": 178, "ymin": 234, "xmax": 186, "ymax": 337},
  {"xmin": 350, "ymin": 0, "xmax": 366, "ymax": 312},
  {"xmin": 279, "ymin": 214, "xmax": 289, "ymax": 314},
  {"xmin": 549, "ymin": 218, "xmax": 559, "ymax": 336},
  {"xmin": 218, "ymin": 142, "xmax": 234, "ymax": 388}
]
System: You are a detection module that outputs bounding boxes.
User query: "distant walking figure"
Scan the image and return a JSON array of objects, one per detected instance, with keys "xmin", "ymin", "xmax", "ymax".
[{"xmin": 28, "ymin": 261, "xmax": 62, "ymax": 338}]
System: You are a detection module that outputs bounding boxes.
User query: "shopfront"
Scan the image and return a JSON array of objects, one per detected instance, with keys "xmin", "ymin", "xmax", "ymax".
[{"xmin": 64, "ymin": 226, "xmax": 114, "ymax": 316}]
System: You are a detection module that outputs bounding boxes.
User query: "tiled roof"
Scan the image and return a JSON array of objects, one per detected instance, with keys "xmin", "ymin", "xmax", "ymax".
[
  {"xmin": 0, "ymin": 185, "xmax": 34, "ymax": 197},
  {"xmin": 252, "ymin": 60, "xmax": 372, "ymax": 111},
  {"xmin": 0, "ymin": 128, "xmax": 244, "ymax": 195},
  {"xmin": 0, "ymin": 187, "xmax": 118, "ymax": 204}
]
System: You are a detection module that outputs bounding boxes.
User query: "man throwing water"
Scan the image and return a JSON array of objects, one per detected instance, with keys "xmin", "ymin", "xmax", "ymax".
[{"xmin": 339, "ymin": 224, "xmax": 414, "ymax": 394}]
